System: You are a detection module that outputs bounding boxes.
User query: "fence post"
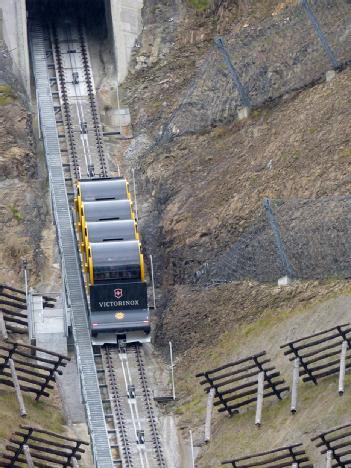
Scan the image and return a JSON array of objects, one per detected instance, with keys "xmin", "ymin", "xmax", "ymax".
[
  {"xmin": 326, "ymin": 450, "xmax": 332, "ymax": 468},
  {"xmin": 291, "ymin": 358, "xmax": 300, "ymax": 413},
  {"xmin": 131, "ymin": 168, "xmax": 139, "ymax": 220},
  {"xmin": 263, "ymin": 198, "xmax": 295, "ymax": 279},
  {"xmin": 169, "ymin": 341, "xmax": 176, "ymax": 400},
  {"xmin": 255, "ymin": 372, "xmax": 264, "ymax": 426},
  {"xmin": 204, "ymin": 388, "xmax": 215, "ymax": 442},
  {"xmin": 149, "ymin": 254, "xmax": 156, "ymax": 310},
  {"xmin": 300, "ymin": 0, "xmax": 338, "ymax": 69},
  {"xmin": 23, "ymin": 445, "xmax": 35, "ymax": 468},
  {"xmin": 0, "ymin": 312, "xmax": 8, "ymax": 340},
  {"xmin": 214, "ymin": 37, "xmax": 251, "ymax": 108},
  {"xmin": 189, "ymin": 429, "xmax": 195, "ymax": 468},
  {"xmin": 22, "ymin": 258, "xmax": 28, "ymax": 303},
  {"xmin": 338, "ymin": 340, "xmax": 347, "ymax": 396},
  {"xmin": 71, "ymin": 458, "xmax": 79, "ymax": 468},
  {"xmin": 9, "ymin": 358, "xmax": 27, "ymax": 417}
]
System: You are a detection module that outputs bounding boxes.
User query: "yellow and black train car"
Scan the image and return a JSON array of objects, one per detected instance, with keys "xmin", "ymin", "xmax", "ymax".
[{"xmin": 75, "ymin": 177, "xmax": 150, "ymax": 344}]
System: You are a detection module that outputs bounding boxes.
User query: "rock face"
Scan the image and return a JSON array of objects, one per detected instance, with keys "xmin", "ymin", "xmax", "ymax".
[
  {"xmin": 0, "ymin": 84, "xmax": 50, "ymax": 287},
  {"xmin": 129, "ymin": 67, "xmax": 351, "ymax": 290},
  {"xmin": 120, "ymin": 0, "xmax": 351, "ymax": 353}
]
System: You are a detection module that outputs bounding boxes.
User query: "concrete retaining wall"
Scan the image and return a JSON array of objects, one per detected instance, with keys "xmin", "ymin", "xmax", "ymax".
[
  {"xmin": 106, "ymin": 0, "xmax": 143, "ymax": 82},
  {"xmin": 0, "ymin": 0, "xmax": 30, "ymax": 94}
]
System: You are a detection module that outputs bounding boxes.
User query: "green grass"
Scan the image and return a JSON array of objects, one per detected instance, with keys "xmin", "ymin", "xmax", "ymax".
[
  {"xmin": 174, "ymin": 394, "xmax": 204, "ymax": 416},
  {"xmin": 188, "ymin": 0, "xmax": 210, "ymax": 11},
  {"xmin": 0, "ymin": 85, "xmax": 15, "ymax": 106},
  {"xmin": 8, "ymin": 205, "xmax": 23, "ymax": 222},
  {"xmin": 338, "ymin": 147, "xmax": 351, "ymax": 160}
]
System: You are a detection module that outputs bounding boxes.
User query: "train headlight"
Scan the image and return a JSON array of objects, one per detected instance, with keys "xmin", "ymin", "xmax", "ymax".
[{"xmin": 115, "ymin": 312, "xmax": 125, "ymax": 320}]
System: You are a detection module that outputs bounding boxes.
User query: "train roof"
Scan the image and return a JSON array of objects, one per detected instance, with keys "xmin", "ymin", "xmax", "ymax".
[
  {"xmin": 78, "ymin": 178, "xmax": 128, "ymax": 201},
  {"xmin": 86, "ymin": 220, "xmax": 137, "ymax": 242},
  {"xmin": 82, "ymin": 199, "xmax": 132, "ymax": 222},
  {"xmin": 90, "ymin": 240, "xmax": 141, "ymax": 268}
]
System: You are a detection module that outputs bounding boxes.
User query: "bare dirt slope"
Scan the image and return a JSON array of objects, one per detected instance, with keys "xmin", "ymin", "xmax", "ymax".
[
  {"xmin": 136, "ymin": 68, "xmax": 351, "ymax": 287},
  {"xmin": 117, "ymin": 0, "xmax": 351, "ymax": 465},
  {"xmin": 0, "ymin": 86, "xmax": 53, "ymax": 288}
]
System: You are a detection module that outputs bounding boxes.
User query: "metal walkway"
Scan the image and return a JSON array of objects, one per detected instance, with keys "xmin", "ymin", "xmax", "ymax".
[{"xmin": 29, "ymin": 20, "xmax": 114, "ymax": 468}]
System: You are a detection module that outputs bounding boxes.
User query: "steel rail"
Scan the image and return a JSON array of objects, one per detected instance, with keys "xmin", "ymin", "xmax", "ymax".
[
  {"xmin": 77, "ymin": 22, "xmax": 108, "ymax": 178},
  {"xmin": 119, "ymin": 345, "xmax": 148, "ymax": 468},
  {"xmin": 102, "ymin": 345, "xmax": 134, "ymax": 467},
  {"xmin": 29, "ymin": 19, "xmax": 114, "ymax": 467},
  {"xmin": 32, "ymin": 13, "xmax": 165, "ymax": 468},
  {"xmin": 51, "ymin": 23, "xmax": 80, "ymax": 179},
  {"xmin": 134, "ymin": 345, "xmax": 166, "ymax": 467}
]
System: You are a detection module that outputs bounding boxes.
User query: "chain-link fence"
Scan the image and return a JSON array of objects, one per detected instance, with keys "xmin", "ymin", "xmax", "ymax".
[
  {"xmin": 157, "ymin": 0, "xmax": 351, "ymax": 140},
  {"xmin": 195, "ymin": 196, "xmax": 351, "ymax": 284}
]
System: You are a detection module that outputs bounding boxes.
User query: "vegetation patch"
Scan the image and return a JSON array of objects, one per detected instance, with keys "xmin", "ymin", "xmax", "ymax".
[
  {"xmin": 0, "ymin": 85, "xmax": 15, "ymax": 106},
  {"xmin": 338, "ymin": 147, "xmax": 351, "ymax": 160},
  {"xmin": 187, "ymin": 0, "xmax": 210, "ymax": 12},
  {"xmin": 8, "ymin": 205, "xmax": 23, "ymax": 222}
]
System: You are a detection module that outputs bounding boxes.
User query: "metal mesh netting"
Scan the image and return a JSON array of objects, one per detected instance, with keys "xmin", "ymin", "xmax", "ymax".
[
  {"xmin": 312, "ymin": 0, "xmax": 351, "ymax": 64},
  {"xmin": 195, "ymin": 196, "xmax": 351, "ymax": 284},
  {"xmin": 164, "ymin": 0, "xmax": 351, "ymax": 137}
]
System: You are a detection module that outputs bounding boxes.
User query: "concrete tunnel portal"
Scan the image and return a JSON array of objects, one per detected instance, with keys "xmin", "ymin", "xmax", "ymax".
[{"xmin": 0, "ymin": 0, "xmax": 143, "ymax": 94}]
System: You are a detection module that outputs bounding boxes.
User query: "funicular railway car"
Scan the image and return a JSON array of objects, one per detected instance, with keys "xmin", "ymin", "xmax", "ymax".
[
  {"xmin": 75, "ymin": 176, "xmax": 131, "ymax": 230},
  {"xmin": 75, "ymin": 178, "xmax": 150, "ymax": 344},
  {"xmin": 81, "ymin": 219, "xmax": 139, "ymax": 258},
  {"xmin": 76, "ymin": 177, "xmax": 130, "ymax": 205},
  {"xmin": 78, "ymin": 199, "xmax": 135, "ymax": 248}
]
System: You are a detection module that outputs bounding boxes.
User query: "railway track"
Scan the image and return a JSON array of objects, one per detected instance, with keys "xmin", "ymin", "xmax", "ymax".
[
  {"xmin": 49, "ymin": 15, "xmax": 108, "ymax": 188},
  {"xmin": 95, "ymin": 344, "xmax": 166, "ymax": 468},
  {"xmin": 37, "ymin": 11, "xmax": 167, "ymax": 468}
]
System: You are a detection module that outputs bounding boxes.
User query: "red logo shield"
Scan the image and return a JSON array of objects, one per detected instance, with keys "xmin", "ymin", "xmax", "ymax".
[{"xmin": 114, "ymin": 288, "xmax": 123, "ymax": 299}]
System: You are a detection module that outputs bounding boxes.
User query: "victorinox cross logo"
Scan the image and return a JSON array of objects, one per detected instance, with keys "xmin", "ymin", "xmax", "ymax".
[{"xmin": 114, "ymin": 288, "xmax": 123, "ymax": 299}]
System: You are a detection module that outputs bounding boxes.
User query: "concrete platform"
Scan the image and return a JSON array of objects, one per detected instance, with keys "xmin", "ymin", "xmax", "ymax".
[
  {"xmin": 30, "ymin": 293, "xmax": 67, "ymax": 355},
  {"xmin": 56, "ymin": 352, "xmax": 86, "ymax": 424},
  {"xmin": 29, "ymin": 292, "xmax": 86, "ymax": 424}
]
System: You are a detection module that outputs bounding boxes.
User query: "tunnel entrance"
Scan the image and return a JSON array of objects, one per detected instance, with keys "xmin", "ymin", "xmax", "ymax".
[
  {"xmin": 0, "ymin": 0, "xmax": 141, "ymax": 97},
  {"xmin": 27, "ymin": 0, "xmax": 108, "ymax": 38},
  {"xmin": 27, "ymin": 0, "xmax": 116, "ymax": 87},
  {"xmin": 26, "ymin": 0, "xmax": 143, "ymax": 84}
]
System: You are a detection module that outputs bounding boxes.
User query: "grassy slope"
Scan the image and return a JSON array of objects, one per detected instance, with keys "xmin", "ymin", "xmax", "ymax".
[
  {"xmin": 0, "ymin": 387, "xmax": 65, "ymax": 452},
  {"xmin": 172, "ymin": 287, "xmax": 351, "ymax": 466}
]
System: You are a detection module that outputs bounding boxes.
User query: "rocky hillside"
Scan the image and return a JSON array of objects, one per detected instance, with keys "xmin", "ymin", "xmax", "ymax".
[
  {"xmin": 119, "ymin": 0, "xmax": 351, "ymax": 465},
  {"xmin": 0, "ymin": 45, "xmax": 68, "ymax": 453},
  {"xmin": 0, "ymin": 48, "xmax": 55, "ymax": 289}
]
